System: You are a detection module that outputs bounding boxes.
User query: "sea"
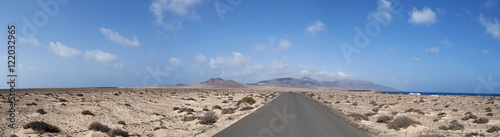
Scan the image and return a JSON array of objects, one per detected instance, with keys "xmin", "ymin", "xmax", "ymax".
[{"xmin": 382, "ymin": 91, "xmax": 500, "ymax": 97}]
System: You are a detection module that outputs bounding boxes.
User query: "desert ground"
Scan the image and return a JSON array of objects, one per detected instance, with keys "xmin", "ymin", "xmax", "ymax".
[
  {"xmin": 1, "ymin": 88, "xmax": 499, "ymax": 137},
  {"xmin": 304, "ymin": 90, "xmax": 500, "ymax": 137},
  {"xmin": 0, "ymin": 88, "xmax": 281, "ymax": 137}
]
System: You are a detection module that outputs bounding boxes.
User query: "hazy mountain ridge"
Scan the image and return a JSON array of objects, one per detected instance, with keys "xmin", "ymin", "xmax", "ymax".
[{"xmin": 249, "ymin": 77, "xmax": 397, "ymax": 91}]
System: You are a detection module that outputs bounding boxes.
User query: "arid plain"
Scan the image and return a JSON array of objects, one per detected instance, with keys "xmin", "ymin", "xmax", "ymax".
[{"xmin": 1, "ymin": 87, "xmax": 499, "ymax": 137}]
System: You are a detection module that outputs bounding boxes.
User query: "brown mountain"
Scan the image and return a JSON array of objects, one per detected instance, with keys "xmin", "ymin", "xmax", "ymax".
[{"xmin": 200, "ymin": 78, "xmax": 246, "ymax": 88}]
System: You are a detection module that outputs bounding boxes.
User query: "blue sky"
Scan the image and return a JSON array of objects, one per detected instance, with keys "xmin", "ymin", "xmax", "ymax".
[{"xmin": 1, "ymin": 0, "xmax": 499, "ymax": 93}]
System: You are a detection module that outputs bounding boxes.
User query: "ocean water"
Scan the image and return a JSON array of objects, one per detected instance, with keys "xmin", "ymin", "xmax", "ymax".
[{"xmin": 382, "ymin": 91, "xmax": 500, "ymax": 97}]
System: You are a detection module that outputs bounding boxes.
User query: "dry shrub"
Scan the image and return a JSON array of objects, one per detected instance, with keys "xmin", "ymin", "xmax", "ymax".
[
  {"xmin": 82, "ymin": 110, "xmax": 95, "ymax": 116},
  {"xmin": 487, "ymin": 126, "xmax": 500, "ymax": 133},
  {"xmin": 222, "ymin": 108, "xmax": 235, "ymax": 114},
  {"xmin": 376, "ymin": 115, "xmax": 394, "ymax": 123},
  {"xmin": 387, "ymin": 116, "xmax": 420, "ymax": 131},
  {"xmin": 23, "ymin": 121, "xmax": 60, "ymax": 133},
  {"xmin": 240, "ymin": 106, "xmax": 254, "ymax": 111},
  {"xmin": 109, "ymin": 129, "xmax": 129, "ymax": 137},
  {"xmin": 473, "ymin": 117, "xmax": 489, "ymax": 124},
  {"xmin": 199, "ymin": 111, "xmax": 218, "ymax": 125},
  {"xmin": 349, "ymin": 113, "xmax": 369, "ymax": 121},
  {"xmin": 237, "ymin": 97, "xmax": 256, "ymax": 105},
  {"xmin": 88, "ymin": 122, "xmax": 110, "ymax": 132}
]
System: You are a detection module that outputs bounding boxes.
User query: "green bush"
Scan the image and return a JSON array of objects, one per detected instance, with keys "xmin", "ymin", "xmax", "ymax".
[
  {"xmin": 387, "ymin": 116, "xmax": 420, "ymax": 131},
  {"xmin": 88, "ymin": 122, "xmax": 110, "ymax": 132},
  {"xmin": 199, "ymin": 111, "xmax": 218, "ymax": 125},
  {"xmin": 23, "ymin": 121, "xmax": 60, "ymax": 133}
]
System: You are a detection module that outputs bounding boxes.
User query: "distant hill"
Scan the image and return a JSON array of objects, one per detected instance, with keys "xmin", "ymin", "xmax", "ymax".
[
  {"xmin": 249, "ymin": 77, "xmax": 396, "ymax": 91},
  {"xmin": 200, "ymin": 78, "xmax": 246, "ymax": 88}
]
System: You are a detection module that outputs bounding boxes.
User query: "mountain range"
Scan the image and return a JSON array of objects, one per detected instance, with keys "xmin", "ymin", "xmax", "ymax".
[{"xmin": 194, "ymin": 77, "xmax": 396, "ymax": 91}]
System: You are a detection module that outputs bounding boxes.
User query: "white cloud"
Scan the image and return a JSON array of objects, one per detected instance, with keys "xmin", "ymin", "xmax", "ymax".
[
  {"xmin": 482, "ymin": 49, "xmax": 489, "ymax": 55},
  {"xmin": 391, "ymin": 78, "xmax": 399, "ymax": 82},
  {"xmin": 306, "ymin": 20, "xmax": 326, "ymax": 36},
  {"xmin": 169, "ymin": 57, "xmax": 182, "ymax": 67},
  {"xmin": 241, "ymin": 64, "xmax": 264, "ymax": 75},
  {"xmin": 300, "ymin": 69, "xmax": 310, "ymax": 75},
  {"xmin": 483, "ymin": 0, "xmax": 498, "ymax": 9},
  {"xmin": 84, "ymin": 50, "xmax": 117, "ymax": 63},
  {"xmin": 99, "ymin": 27, "xmax": 141, "ymax": 46},
  {"xmin": 367, "ymin": 0, "xmax": 393, "ymax": 23},
  {"xmin": 195, "ymin": 53, "xmax": 206, "ymax": 62},
  {"xmin": 440, "ymin": 38, "xmax": 452, "ymax": 47},
  {"xmin": 84, "ymin": 50, "xmax": 123, "ymax": 68},
  {"xmin": 425, "ymin": 47, "xmax": 440, "ymax": 54},
  {"xmin": 19, "ymin": 37, "xmax": 40, "ymax": 46},
  {"xmin": 413, "ymin": 57, "xmax": 419, "ymax": 62},
  {"xmin": 388, "ymin": 47, "xmax": 395, "ymax": 50},
  {"xmin": 479, "ymin": 14, "xmax": 500, "ymax": 39},
  {"xmin": 278, "ymin": 39, "xmax": 291, "ymax": 51},
  {"xmin": 272, "ymin": 58, "xmax": 289, "ymax": 71},
  {"xmin": 149, "ymin": 0, "xmax": 202, "ymax": 31},
  {"xmin": 409, "ymin": 7, "xmax": 437, "ymax": 25},
  {"xmin": 255, "ymin": 37, "xmax": 290, "ymax": 52},
  {"xmin": 298, "ymin": 65, "xmax": 351, "ymax": 80},
  {"xmin": 19, "ymin": 64, "xmax": 43, "ymax": 71},
  {"xmin": 254, "ymin": 44, "xmax": 266, "ymax": 52},
  {"xmin": 315, "ymin": 70, "xmax": 351, "ymax": 79},
  {"xmin": 436, "ymin": 7, "xmax": 446, "ymax": 15},
  {"xmin": 48, "ymin": 42, "xmax": 81, "ymax": 58},
  {"xmin": 209, "ymin": 52, "xmax": 250, "ymax": 69}
]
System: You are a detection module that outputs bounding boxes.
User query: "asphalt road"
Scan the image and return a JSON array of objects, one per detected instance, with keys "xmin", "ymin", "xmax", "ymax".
[{"xmin": 214, "ymin": 92, "xmax": 370, "ymax": 137}]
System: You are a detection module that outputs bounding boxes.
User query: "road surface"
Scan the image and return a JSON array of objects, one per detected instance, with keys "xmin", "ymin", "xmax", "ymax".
[{"xmin": 214, "ymin": 92, "xmax": 370, "ymax": 137}]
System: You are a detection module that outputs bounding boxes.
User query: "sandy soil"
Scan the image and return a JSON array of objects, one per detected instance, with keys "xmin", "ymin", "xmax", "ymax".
[
  {"xmin": 0, "ymin": 88, "xmax": 282, "ymax": 137},
  {"xmin": 305, "ymin": 90, "xmax": 500, "ymax": 137}
]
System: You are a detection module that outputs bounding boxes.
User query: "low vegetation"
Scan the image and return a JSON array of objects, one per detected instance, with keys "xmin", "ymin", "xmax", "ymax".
[
  {"xmin": 387, "ymin": 116, "xmax": 420, "ymax": 131},
  {"xmin": 376, "ymin": 115, "xmax": 394, "ymax": 123},
  {"xmin": 222, "ymin": 108, "xmax": 236, "ymax": 114},
  {"xmin": 212, "ymin": 105, "xmax": 222, "ymax": 110},
  {"xmin": 109, "ymin": 129, "xmax": 129, "ymax": 137},
  {"xmin": 487, "ymin": 125, "xmax": 500, "ymax": 133},
  {"xmin": 465, "ymin": 133, "xmax": 484, "ymax": 137},
  {"xmin": 349, "ymin": 113, "xmax": 369, "ymax": 121},
  {"xmin": 240, "ymin": 106, "xmax": 254, "ymax": 111},
  {"xmin": 438, "ymin": 120, "xmax": 464, "ymax": 131},
  {"xmin": 82, "ymin": 110, "xmax": 95, "ymax": 116},
  {"xmin": 182, "ymin": 116, "xmax": 197, "ymax": 121},
  {"xmin": 88, "ymin": 122, "xmax": 110, "ymax": 132},
  {"xmin": 23, "ymin": 121, "xmax": 60, "ymax": 133},
  {"xmin": 237, "ymin": 97, "xmax": 256, "ymax": 105},
  {"xmin": 473, "ymin": 117, "xmax": 489, "ymax": 124},
  {"xmin": 37, "ymin": 109, "xmax": 47, "ymax": 114},
  {"xmin": 199, "ymin": 111, "xmax": 218, "ymax": 125}
]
